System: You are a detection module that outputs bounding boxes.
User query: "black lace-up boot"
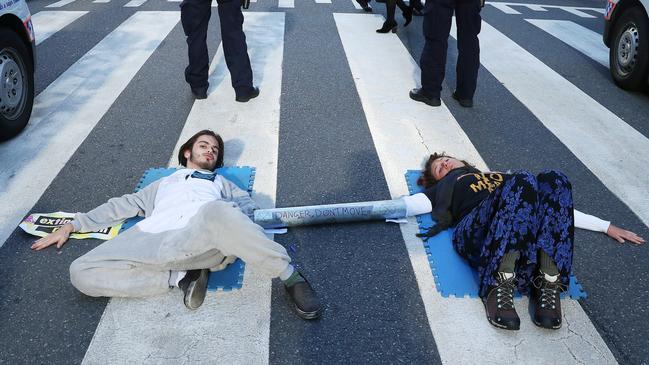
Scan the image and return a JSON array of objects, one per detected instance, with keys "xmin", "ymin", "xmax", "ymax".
[
  {"xmin": 531, "ymin": 271, "xmax": 564, "ymax": 329},
  {"xmin": 482, "ymin": 272, "xmax": 520, "ymax": 330}
]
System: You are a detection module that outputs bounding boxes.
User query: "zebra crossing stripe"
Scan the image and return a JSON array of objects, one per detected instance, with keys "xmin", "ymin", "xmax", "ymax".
[
  {"xmin": 81, "ymin": 12, "xmax": 285, "ymax": 364},
  {"xmin": 335, "ymin": 13, "xmax": 618, "ymax": 363},
  {"xmin": 460, "ymin": 19, "xmax": 649, "ymax": 227},
  {"xmin": 124, "ymin": 0, "xmax": 148, "ymax": 7},
  {"xmin": 46, "ymin": 0, "xmax": 78, "ymax": 8},
  {"xmin": 315, "ymin": 0, "xmax": 332, "ymax": 3},
  {"xmin": 526, "ymin": 19, "xmax": 608, "ymax": 67},
  {"xmin": 351, "ymin": 0, "xmax": 362, "ymax": 10},
  {"xmin": 32, "ymin": 11, "xmax": 88, "ymax": 45},
  {"xmin": 278, "ymin": 0, "xmax": 294, "ymax": 7},
  {"xmin": 0, "ymin": 11, "xmax": 180, "ymax": 249},
  {"xmin": 488, "ymin": 2, "xmax": 521, "ymax": 14}
]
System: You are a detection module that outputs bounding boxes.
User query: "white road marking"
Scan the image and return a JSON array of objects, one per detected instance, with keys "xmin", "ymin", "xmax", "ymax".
[
  {"xmin": 93, "ymin": 0, "xmax": 111, "ymax": 3},
  {"xmin": 45, "ymin": 0, "xmax": 77, "ymax": 8},
  {"xmin": 336, "ymin": 13, "xmax": 618, "ymax": 364},
  {"xmin": 0, "ymin": 12, "xmax": 180, "ymax": 248},
  {"xmin": 82, "ymin": 12, "xmax": 285, "ymax": 365},
  {"xmin": 488, "ymin": 2, "xmax": 521, "ymax": 14},
  {"xmin": 463, "ymin": 19, "xmax": 649, "ymax": 227},
  {"xmin": 124, "ymin": 0, "xmax": 148, "ymax": 7},
  {"xmin": 278, "ymin": 0, "xmax": 294, "ymax": 7},
  {"xmin": 31, "ymin": 11, "xmax": 87, "ymax": 45},
  {"xmin": 526, "ymin": 19, "xmax": 608, "ymax": 67},
  {"xmin": 351, "ymin": 0, "xmax": 362, "ymax": 10},
  {"xmin": 524, "ymin": 4, "xmax": 546, "ymax": 11},
  {"xmin": 315, "ymin": 0, "xmax": 332, "ymax": 3},
  {"xmin": 488, "ymin": 1, "xmax": 602, "ymax": 17}
]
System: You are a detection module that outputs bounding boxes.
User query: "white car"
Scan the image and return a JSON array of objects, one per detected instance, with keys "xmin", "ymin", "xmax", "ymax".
[
  {"xmin": 0, "ymin": 0, "xmax": 35, "ymax": 141},
  {"xmin": 604, "ymin": 0, "xmax": 649, "ymax": 90}
]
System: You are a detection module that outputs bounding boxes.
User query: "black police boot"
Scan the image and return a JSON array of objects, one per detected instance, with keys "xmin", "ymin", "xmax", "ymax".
[
  {"xmin": 191, "ymin": 86, "xmax": 208, "ymax": 100},
  {"xmin": 531, "ymin": 272, "xmax": 564, "ymax": 329},
  {"xmin": 235, "ymin": 87, "xmax": 260, "ymax": 103},
  {"xmin": 284, "ymin": 272, "xmax": 323, "ymax": 320},
  {"xmin": 376, "ymin": 20, "xmax": 398, "ymax": 33},
  {"xmin": 178, "ymin": 269, "xmax": 210, "ymax": 310},
  {"xmin": 452, "ymin": 91, "xmax": 473, "ymax": 108},
  {"xmin": 409, "ymin": 88, "xmax": 441, "ymax": 106},
  {"xmin": 482, "ymin": 272, "xmax": 520, "ymax": 330},
  {"xmin": 357, "ymin": 0, "xmax": 372, "ymax": 12}
]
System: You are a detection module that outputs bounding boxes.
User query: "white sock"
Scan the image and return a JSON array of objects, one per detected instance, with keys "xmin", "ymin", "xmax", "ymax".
[
  {"xmin": 169, "ymin": 270, "xmax": 187, "ymax": 287},
  {"xmin": 544, "ymin": 272, "xmax": 559, "ymax": 283},
  {"xmin": 278, "ymin": 264, "xmax": 295, "ymax": 281}
]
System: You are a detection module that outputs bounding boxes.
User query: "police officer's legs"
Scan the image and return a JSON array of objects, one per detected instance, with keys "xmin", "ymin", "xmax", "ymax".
[
  {"xmin": 180, "ymin": 0, "xmax": 212, "ymax": 97},
  {"xmin": 455, "ymin": 0, "xmax": 481, "ymax": 101},
  {"xmin": 419, "ymin": 0, "xmax": 453, "ymax": 96},
  {"xmin": 217, "ymin": 0, "xmax": 256, "ymax": 99}
]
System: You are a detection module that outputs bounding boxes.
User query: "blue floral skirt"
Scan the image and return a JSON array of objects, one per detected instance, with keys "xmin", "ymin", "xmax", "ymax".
[{"xmin": 452, "ymin": 170, "xmax": 574, "ymax": 297}]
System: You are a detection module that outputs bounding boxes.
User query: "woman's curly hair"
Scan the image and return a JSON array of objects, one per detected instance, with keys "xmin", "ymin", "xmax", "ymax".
[{"xmin": 416, "ymin": 152, "xmax": 474, "ymax": 189}]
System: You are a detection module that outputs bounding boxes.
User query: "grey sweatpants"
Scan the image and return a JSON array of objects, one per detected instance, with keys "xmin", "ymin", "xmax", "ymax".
[{"xmin": 69, "ymin": 200, "xmax": 291, "ymax": 298}]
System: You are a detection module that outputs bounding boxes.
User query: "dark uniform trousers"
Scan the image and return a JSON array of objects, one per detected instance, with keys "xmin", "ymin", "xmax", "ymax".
[
  {"xmin": 420, "ymin": 0, "xmax": 481, "ymax": 100},
  {"xmin": 180, "ymin": 0, "xmax": 253, "ymax": 95}
]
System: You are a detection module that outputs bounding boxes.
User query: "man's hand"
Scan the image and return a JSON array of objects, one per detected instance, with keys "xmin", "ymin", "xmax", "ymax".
[
  {"xmin": 31, "ymin": 223, "xmax": 75, "ymax": 251},
  {"xmin": 606, "ymin": 224, "xmax": 645, "ymax": 245}
]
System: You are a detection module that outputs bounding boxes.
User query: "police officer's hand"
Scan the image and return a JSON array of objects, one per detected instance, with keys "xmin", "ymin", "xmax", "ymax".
[{"xmin": 31, "ymin": 223, "xmax": 74, "ymax": 251}]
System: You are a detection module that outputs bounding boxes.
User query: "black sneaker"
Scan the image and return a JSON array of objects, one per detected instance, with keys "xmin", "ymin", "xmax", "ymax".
[
  {"xmin": 235, "ymin": 87, "xmax": 260, "ymax": 102},
  {"xmin": 178, "ymin": 269, "xmax": 209, "ymax": 310},
  {"xmin": 531, "ymin": 272, "xmax": 564, "ymax": 329},
  {"xmin": 409, "ymin": 88, "xmax": 441, "ymax": 107},
  {"xmin": 482, "ymin": 272, "xmax": 520, "ymax": 330},
  {"xmin": 452, "ymin": 91, "xmax": 473, "ymax": 108},
  {"xmin": 285, "ymin": 273, "xmax": 323, "ymax": 320}
]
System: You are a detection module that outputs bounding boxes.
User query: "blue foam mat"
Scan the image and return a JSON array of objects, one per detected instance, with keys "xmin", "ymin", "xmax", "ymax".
[
  {"xmin": 120, "ymin": 166, "xmax": 256, "ymax": 292},
  {"xmin": 405, "ymin": 170, "xmax": 587, "ymax": 299}
]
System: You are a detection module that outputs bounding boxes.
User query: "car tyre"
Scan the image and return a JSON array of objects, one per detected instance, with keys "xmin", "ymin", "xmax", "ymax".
[
  {"xmin": 0, "ymin": 28, "xmax": 34, "ymax": 141},
  {"xmin": 609, "ymin": 6, "xmax": 649, "ymax": 91}
]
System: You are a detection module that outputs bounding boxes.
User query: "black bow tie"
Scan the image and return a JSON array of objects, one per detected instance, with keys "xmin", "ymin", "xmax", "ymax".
[{"xmin": 188, "ymin": 171, "xmax": 217, "ymax": 182}]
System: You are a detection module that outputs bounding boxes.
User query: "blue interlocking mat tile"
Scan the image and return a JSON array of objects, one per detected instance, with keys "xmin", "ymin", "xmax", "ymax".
[
  {"xmin": 120, "ymin": 166, "xmax": 256, "ymax": 292},
  {"xmin": 405, "ymin": 170, "xmax": 587, "ymax": 299}
]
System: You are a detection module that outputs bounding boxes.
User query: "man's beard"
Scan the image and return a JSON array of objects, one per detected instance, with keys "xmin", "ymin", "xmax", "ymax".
[{"xmin": 189, "ymin": 152, "xmax": 216, "ymax": 171}]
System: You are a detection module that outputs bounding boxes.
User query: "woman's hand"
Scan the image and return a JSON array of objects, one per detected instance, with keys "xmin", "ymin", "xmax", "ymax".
[
  {"xmin": 31, "ymin": 223, "xmax": 75, "ymax": 251},
  {"xmin": 606, "ymin": 224, "xmax": 645, "ymax": 245}
]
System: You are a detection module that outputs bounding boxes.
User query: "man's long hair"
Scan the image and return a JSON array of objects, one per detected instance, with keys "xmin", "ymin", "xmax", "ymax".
[{"xmin": 178, "ymin": 130, "xmax": 224, "ymax": 169}]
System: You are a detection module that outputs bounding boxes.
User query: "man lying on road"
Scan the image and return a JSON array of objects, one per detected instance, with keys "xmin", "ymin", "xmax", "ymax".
[{"xmin": 32, "ymin": 129, "xmax": 322, "ymax": 320}]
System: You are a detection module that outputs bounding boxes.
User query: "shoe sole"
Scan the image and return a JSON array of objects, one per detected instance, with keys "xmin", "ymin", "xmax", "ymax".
[
  {"xmin": 184, "ymin": 270, "xmax": 209, "ymax": 310},
  {"xmin": 293, "ymin": 302, "xmax": 323, "ymax": 320},
  {"xmin": 532, "ymin": 317, "xmax": 562, "ymax": 330}
]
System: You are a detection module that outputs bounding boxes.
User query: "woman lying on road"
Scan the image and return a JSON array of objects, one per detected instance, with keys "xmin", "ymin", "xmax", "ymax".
[{"xmin": 402, "ymin": 153, "xmax": 644, "ymax": 331}]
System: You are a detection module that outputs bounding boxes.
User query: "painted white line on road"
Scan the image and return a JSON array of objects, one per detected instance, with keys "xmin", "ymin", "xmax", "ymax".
[
  {"xmin": 0, "ymin": 12, "xmax": 179, "ymax": 248},
  {"xmin": 488, "ymin": 1, "xmax": 602, "ymax": 17},
  {"xmin": 351, "ymin": 0, "xmax": 362, "ymax": 10},
  {"xmin": 45, "ymin": 0, "xmax": 77, "ymax": 8},
  {"xmin": 336, "ymin": 12, "xmax": 618, "ymax": 364},
  {"xmin": 278, "ymin": 0, "xmax": 294, "ymax": 7},
  {"xmin": 315, "ymin": 0, "xmax": 332, "ymax": 3},
  {"xmin": 93, "ymin": 0, "xmax": 111, "ymax": 3},
  {"xmin": 526, "ymin": 19, "xmax": 608, "ymax": 67},
  {"xmin": 561, "ymin": 6, "xmax": 597, "ymax": 18},
  {"xmin": 32, "ymin": 11, "xmax": 87, "ymax": 45},
  {"xmin": 82, "ymin": 12, "xmax": 285, "ymax": 365},
  {"xmin": 488, "ymin": 2, "xmax": 521, "ymax": 14},
  {"xmin": 125, "ymin": 0, "xmax": 148, "ymax": 7},
  {"xmin": 462, "ymin": 19, "xmax": 649, "ymax": 227},
  {"xmin": 524, "ymin": 4, "xmax": 546, "ymax": 11}
]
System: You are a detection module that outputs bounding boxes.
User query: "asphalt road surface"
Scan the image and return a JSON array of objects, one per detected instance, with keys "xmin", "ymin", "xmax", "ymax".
[{"xmin": 1, "ymin": 0, "xmax": 648, "ymax": 363}]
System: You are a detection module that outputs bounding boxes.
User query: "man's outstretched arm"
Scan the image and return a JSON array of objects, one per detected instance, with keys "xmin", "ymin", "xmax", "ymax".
[{"xmin": 31, "ymin": 180, "xmax": 161, "ymax": 251}]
